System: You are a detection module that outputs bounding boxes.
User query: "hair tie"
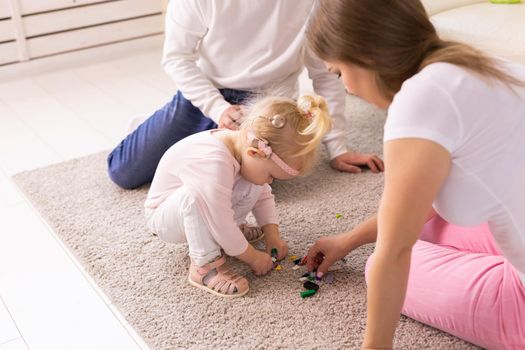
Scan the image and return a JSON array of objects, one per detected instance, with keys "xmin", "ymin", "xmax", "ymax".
[
  {"xmin": 270, "ymin": 114, "xmax": 286, "ymax": 128},
  {"xmin": 246, "ymin": 131, "xmax": 299, "ymax": 176},
  {"xmin": 304, "ymin": 111, "xmax": 313, "ymax": 121},
  {"xmin": 299, "ymin": 100, "xmax": 315, "ymax": 122}
]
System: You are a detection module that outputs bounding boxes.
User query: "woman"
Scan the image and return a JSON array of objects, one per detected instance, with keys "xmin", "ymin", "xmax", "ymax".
[{"xmin": 305, "ymin": 0, "xmax": 525, "ymax": 349}]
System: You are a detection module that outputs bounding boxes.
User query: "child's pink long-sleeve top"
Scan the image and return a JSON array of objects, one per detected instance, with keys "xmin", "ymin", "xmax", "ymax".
[{"xmin": 145, "ymin": 130, "xmax": 279, "ymax": 256}]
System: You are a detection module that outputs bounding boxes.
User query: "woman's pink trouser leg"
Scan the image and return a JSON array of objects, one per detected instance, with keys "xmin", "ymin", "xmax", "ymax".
[{"xmin": 366, "ymin": 216, "xmax": 525, "ymax": 350}]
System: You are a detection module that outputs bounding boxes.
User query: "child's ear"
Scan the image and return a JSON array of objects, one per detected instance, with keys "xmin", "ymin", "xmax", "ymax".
[{"xmin": 246, "ymin": 147, "xmax": 266, "ymax": 159}]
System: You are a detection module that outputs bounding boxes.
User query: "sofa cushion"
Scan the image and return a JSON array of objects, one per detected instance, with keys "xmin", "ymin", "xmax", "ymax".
[
  {"xmin": 421, "ymin": 0, "xmax": 485, "ymax": 16},
  {"xmin": 430, "ymin": 3, "xmax": 525, "ymax": 64}
]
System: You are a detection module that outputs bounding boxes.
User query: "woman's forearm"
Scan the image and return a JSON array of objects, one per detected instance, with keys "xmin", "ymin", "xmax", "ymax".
[
  {"xmin": 345, "ymin": 208, "xmax": 437, "ymax": 253},
  {"xmin": 344, "ymin": 215, "xmax": 378, "ymax": 251},
  {"xmin": 363, "ymin": 248, "xmax": 412, "ymax": 349}
]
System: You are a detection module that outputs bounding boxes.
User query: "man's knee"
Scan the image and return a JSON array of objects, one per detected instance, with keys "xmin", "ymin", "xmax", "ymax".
[{"xmin": 107, "ymin": 153, "xmax": 142, "ymax": 189}]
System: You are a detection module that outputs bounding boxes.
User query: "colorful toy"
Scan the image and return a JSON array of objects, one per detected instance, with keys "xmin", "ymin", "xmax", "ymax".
[
  {"xmin": 294, "ymin": 253, "xmax": 338, "ymax": 298},
  {"xmin": 271, "ymin": 248, "xmax": 278, "ymax": 267},
  {"xmin": 299, "ymin": 256, "xmax": 308, "ymax": 265},
  {"xmin": 490, "ymin": 0, "xmax": 522, "ymax": 3},
  {"xmin": 300, "ymin": 289, "xmax": 316, "ymax": 298},
  {"xmin": 303, "ymin": 280, "xmax": 320, "ymax": 291}
]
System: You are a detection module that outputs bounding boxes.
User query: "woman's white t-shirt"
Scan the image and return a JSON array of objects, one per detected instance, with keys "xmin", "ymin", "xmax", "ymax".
[{"xmin": 384, "ymin": 61, "xmax": 525, "ymax": 285}]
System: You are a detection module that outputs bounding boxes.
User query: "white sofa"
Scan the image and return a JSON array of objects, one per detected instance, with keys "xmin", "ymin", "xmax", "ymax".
[{"xmin": 422, "ymin": 0, "xmax": 525, "ymax": 64}]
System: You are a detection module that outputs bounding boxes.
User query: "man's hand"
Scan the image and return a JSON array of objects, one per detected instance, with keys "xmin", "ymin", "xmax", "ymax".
[
  {"xmin": 330, "ymin": 151, "xmax": 384, "ymax": 173},
  {"xmin": 218, "ymin": 105, "xmax": 244, "ymax": 130}
]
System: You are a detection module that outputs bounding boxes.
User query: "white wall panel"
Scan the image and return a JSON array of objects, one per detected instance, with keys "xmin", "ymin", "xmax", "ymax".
[
  {"xmin": 0, "ymin": 0, "xmax": 10, "ymax": 18},
  {"xmin": 19, "ymin": 0, "xmax": 108, "ymax": 15},
  {"xmin": 0, "ymin": 18, "xmax": 14, "ymax": 41},
  {"xmin": 0, "ymin": 41, "xmax": 17, "ymax": 65},
  {"xmin": 24, "ymin": 0, "xmax": 161, "ymax": 37},
  {"xmin": 27, "ymin": 15, "xmax": 163, "ymax": 58},
  {"xmin": 1, "ymin": 0, "xmax": 164, "ymax": 65}
]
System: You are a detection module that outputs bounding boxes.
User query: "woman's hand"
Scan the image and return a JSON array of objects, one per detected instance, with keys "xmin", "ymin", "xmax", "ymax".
[
  {"xmin": 307, "ymin": 215, "xmax": 380, "ymax": 277},
  {"xmin": 306, "ymin": 233, "xmax": 353, "ymax": 277}
]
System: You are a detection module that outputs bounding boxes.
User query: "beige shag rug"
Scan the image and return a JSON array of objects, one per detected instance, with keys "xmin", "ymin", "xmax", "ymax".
[{"xmin": 13, "ymin": 97, "xmax": 479, "ymax": 349}]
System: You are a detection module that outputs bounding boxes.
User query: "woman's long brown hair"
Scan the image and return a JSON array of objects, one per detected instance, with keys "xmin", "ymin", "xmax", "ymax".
[{"xmin": 306, "ymin": 0, "xmax": 523, "ymax": 101}]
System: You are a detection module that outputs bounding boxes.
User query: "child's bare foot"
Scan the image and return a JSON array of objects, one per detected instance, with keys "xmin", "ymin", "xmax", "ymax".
[{"xmin": 188, "ymin": 256, "xmax": 249, "ymax": 298}]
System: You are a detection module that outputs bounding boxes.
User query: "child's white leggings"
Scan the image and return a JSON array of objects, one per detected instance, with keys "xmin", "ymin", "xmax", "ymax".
[
  {"xmin": 145, "ymin": 186, "xmax": 221, "ymax": 266},
  {"xmin": 145, "ymin": 186, "xmax": 256, "ymax": 266}
]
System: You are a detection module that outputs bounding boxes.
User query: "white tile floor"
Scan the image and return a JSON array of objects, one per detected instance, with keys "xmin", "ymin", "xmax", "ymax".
[
  {"xmin": 0, "ymin": 35, "xmax": 315, "ymax": 350},
  {"xmin": 0, "ymin": 37, "xmax": 178, "ymax": 350}
]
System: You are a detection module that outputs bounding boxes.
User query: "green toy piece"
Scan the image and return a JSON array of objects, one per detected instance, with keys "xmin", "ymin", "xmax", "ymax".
[
  {"xmin": 335, "ymin": 213, "xmax": 342, "ymax": 219},
  {"xmin": 490, "ymin": 0, "xmax": 522, "ymax": 4},
  {"xmin": 300, "ymin": 289, "xmax": 316, "ymax": 298}
]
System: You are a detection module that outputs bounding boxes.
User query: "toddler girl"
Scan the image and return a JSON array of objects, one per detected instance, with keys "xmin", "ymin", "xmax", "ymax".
[{"xmin": 144, "ymin": 94, "xmax": 332, "ymax": 297}]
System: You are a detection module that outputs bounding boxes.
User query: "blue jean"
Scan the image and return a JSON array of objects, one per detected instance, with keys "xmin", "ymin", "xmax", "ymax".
[{"xmin": 107, "ymin": 89, "xmax": 252, "ymax": 189}]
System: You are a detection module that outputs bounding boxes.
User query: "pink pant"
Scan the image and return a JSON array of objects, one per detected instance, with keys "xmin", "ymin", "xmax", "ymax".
[{"xmin": 366, "ymin": 216, "xmax": 525, "ymax": 350}]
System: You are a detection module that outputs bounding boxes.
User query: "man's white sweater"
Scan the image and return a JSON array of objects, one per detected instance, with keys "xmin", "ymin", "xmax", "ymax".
[{"xmin": 162, "ymin": 0, "xmax": 348, "ymax": 159}]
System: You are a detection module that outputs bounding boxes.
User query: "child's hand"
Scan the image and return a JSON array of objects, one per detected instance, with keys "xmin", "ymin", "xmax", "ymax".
[
  {"xmin": 261, "ymin": 224, "xmax": 289, "ymax": 260},
  {"xmin": 236, "ymin": 244, "xmax": 273, "ymax": 276},
  {"xmin": 266, "ymin": 237, "xmax": 289, "ymax": 260},
  {"xmin": 250, "ymin": 249, "xmax": 274, "ymax": 276}
]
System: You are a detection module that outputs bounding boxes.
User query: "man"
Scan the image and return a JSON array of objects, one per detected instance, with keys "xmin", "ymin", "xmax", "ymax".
[{"xmin": 107, "ymin": 0, "xmax": 383, "ymax": 189}]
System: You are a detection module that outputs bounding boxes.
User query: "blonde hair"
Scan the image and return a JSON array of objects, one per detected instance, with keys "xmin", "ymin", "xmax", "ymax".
[
  {"xmin": 306, "ymin": 0, "xmax": 524, "ymax": 101},
  {"xmin": 239, "ymin": 94, "xmax": 332, "ymax": 175}
]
